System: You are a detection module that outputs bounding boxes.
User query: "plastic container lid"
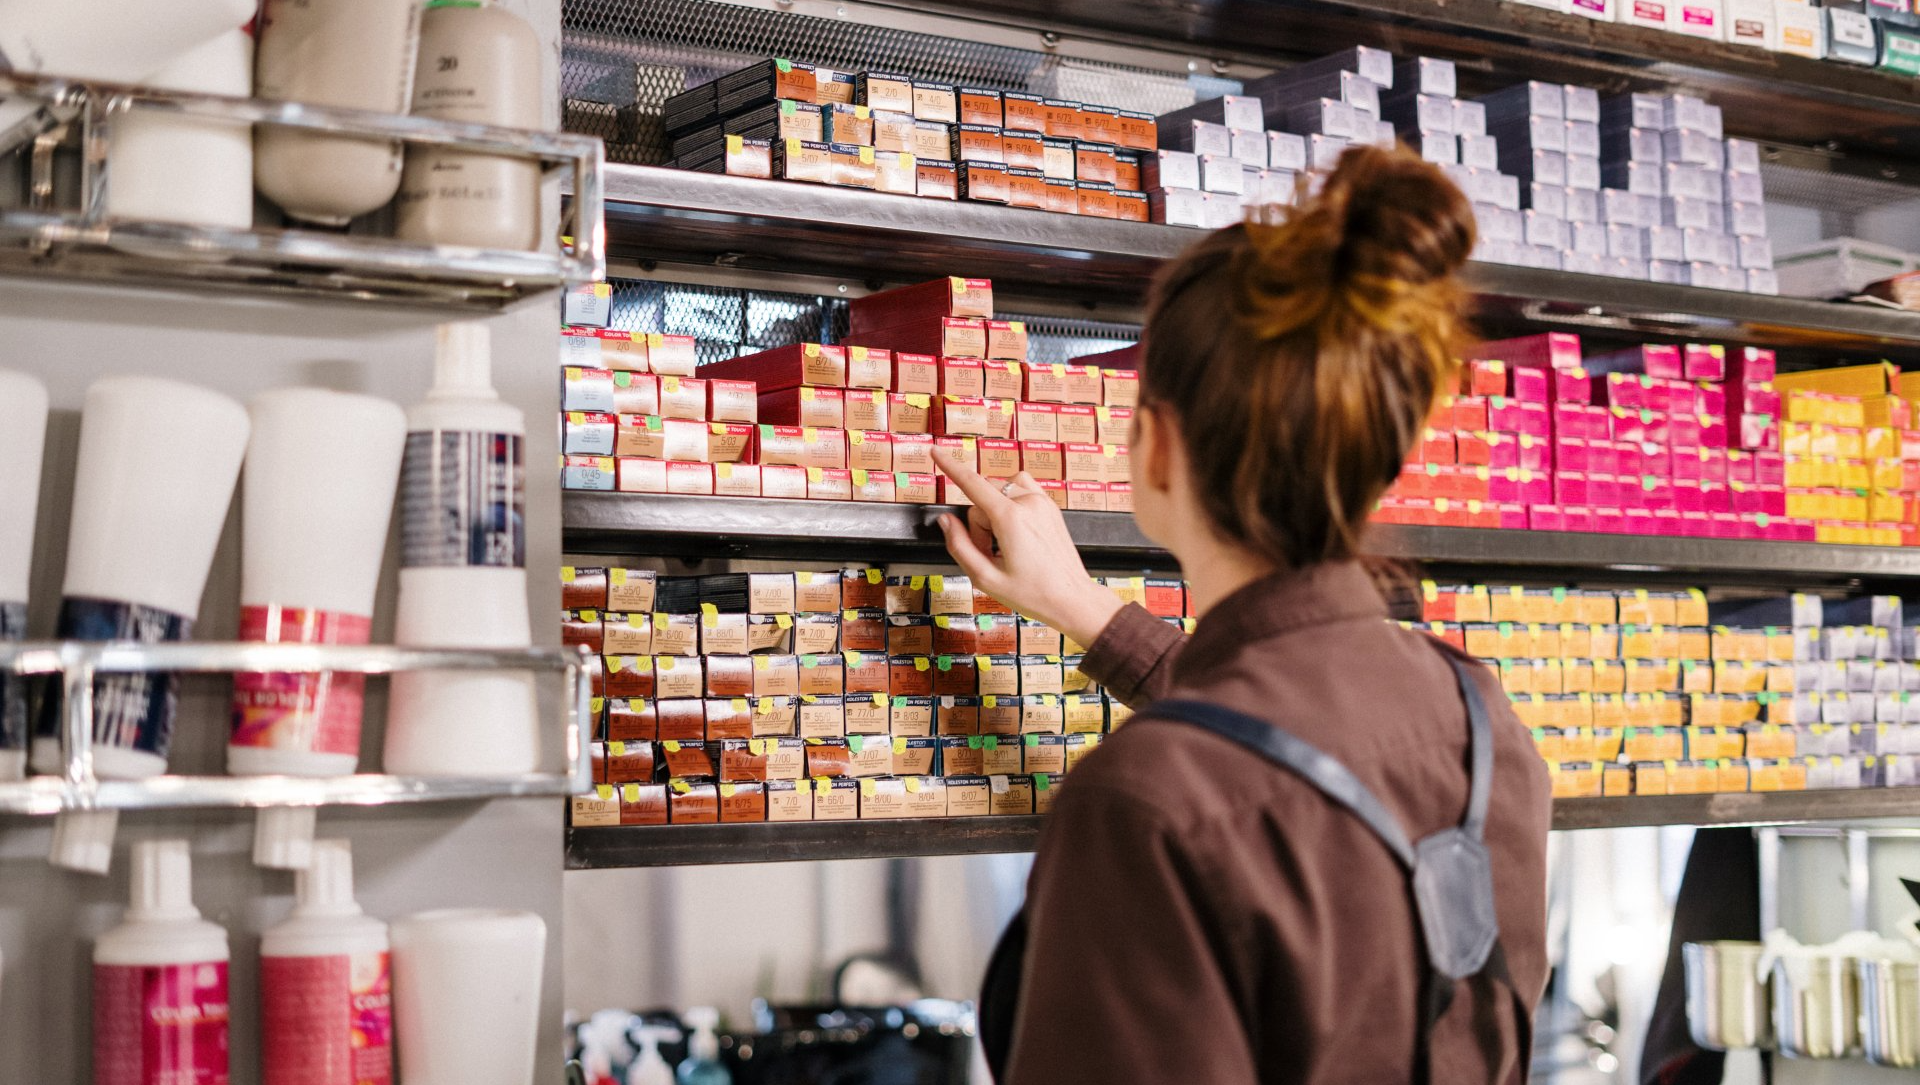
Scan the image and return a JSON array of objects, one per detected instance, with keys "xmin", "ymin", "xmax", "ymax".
[
  {"xmin": 292, "ymin": 839, "xmax": 364, "ymax": 917},
  {"xmin": 129, "ymin": 839, "xmax": 200, "ymax": 921}
]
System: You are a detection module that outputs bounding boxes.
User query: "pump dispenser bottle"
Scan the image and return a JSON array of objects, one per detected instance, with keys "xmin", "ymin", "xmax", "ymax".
[
  {"xmin": 0, "ymin": 370, "xmax": 47, "ymax": 781},
  {"xmin": 93, "ymin": 840, "xmax": 231, "ymax": 1085},
  {"xmin": 394, "ymin": 1, "xmax": 543, "ymax": 251},
  {"xmin": 253, "ymin": 0, "xmax": 423, "ymax": 226},
  {"xmin": 675, "ymin": 1008, "xmax": 731, "ymax": 1085},
  {"xmin": 384, "ymin": 324, "xmax": 537, "ymax": 776},
  {"xmin": 261, "ymin": 839, "xmax": 393, "ymax": 1085},
  {"xmin": 628, "ymin": 1025, "xmax": 679, "ymax": 1085}
]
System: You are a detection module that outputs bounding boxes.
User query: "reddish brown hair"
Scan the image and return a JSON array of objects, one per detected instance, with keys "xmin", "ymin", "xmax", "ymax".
[{"xmin": 1140, "ymin": 143, "xmax": 1476, "ymax": 568}]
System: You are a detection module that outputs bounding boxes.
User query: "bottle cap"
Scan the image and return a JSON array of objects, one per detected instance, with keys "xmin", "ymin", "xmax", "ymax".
[
  {"xmin": 253, "ymin": 807, "xmax": 316, "ymax": 870},
  {"xmin": 432, "ymin": 323, "xmax": 497, "ymax": 399},
  {"xmin": 48, "ymin": 809, "xmax": 119, "ymax": 874},
  {"xmin": 294, "ymin": 839, "xmax": 362, "ymax": 917},
  {"xmin": 129, "ymin": 839, "xmax": 199, "ymax": 921}
]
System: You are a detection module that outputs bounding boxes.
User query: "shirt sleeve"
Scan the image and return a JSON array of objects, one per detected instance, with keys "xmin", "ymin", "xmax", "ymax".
[
  {"xmin": 1077, "ymin": 602, "xmax": 1186, "ymax": 707},
  {"xmin": 1004, "ymin": 784, "xmax": 1258, "ymax": 1085}
]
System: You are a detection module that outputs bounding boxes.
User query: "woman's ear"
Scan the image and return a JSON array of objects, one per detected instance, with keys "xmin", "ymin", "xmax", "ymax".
[{"xmin": 1133, "ymin": 405, "xmax": 1176, "ymax": 494}]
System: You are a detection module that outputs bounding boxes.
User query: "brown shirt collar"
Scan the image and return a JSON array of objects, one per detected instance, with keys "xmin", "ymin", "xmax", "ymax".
[{"xmin": 1174, "ymin": 561, "xmax": 1388, "ymax": 684}]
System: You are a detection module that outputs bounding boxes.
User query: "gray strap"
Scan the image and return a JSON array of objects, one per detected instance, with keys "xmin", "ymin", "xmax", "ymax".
[
  {"xmin": 1451, "ymin": 657, "xmax": 1493, "ymax": 839},
  {"xmin": 1150, "ymin": 656, "xmax": 1494, "ymax": 854},
  {"xmin": 1151, "ymin": 698, "xmax": 1418, "ymax": 868}
]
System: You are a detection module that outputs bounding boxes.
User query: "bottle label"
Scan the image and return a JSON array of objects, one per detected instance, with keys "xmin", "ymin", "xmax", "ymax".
[
  {"xmin": 36, "ymin": 598, "xmax": 193, "ymax": 759},
  {"xmin": 399, "ymin": 431, "xmax": 525, "ymax": 569},
  {"xmin": 261, "ymin": 951, "xmax": 393, "ymax": 1085},
  {"xmin": 231, "ymin": 606, "xmax": 374, "ymax": 758},
  {"xmin": 0, "ymin": 600, "xmax": 23, "ymax": 753},
  {"xmin": 93, "ymin": 960, "xmax": 231, "ymax": 1085}
]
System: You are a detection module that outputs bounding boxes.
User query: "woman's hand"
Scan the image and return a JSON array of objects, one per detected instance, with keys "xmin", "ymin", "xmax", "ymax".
[{"xmin": 930, "ymin": 446, "xmax": 1126, "ymax": 650}]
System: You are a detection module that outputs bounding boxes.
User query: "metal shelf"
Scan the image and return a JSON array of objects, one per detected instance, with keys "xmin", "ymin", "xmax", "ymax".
[
  {"xmin": 0, "ymin": 772, "xmax": 582, "ymax": 817},
  {"xmin": 0, "ymin": 641, "xmax": 594, "ymax": 817},
  {"xmin": 562, "ymin": 492, "xmax": 1920, "ymax": 583},
  {"xmin": 893, "ymin": 0, "xmax": 1920, "ymax": 158},
  {"xmin": 566, "ymin": 815, "xmax": 1044, "ymax": 867},
  {"xmin": 1553, "ymin": 789, "xmax": 1920, "ymax": 829},
  {"xmin": 562, "ymin": 790, "xmax": 1920, "ymax": 866},
  {"xmin": 0, "ymin": 71, "xmax": 605, "ymax": 311},
  {"xmin": 595, "ymin": 166, "xmax": 1920, "ymax": 358}
]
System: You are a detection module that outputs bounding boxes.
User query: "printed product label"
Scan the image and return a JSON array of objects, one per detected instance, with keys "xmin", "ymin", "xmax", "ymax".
[
  {"xmin": 0, "ymin": 600, "xmax": 23, "ymax": 752},
  {"xmin": 399, "ymin": 431, "xmax": 525, "ymax": 569},
  {"xmin": 230, "ymin": 606, "xmax": 373, "ymax": 758},
  {"xmin": 1883, "ymin": 31, "xmax": 1920, "ymax": 72},
  {"xmin": 261, "ymin": 952, "xmax": 392, "ymax": 1085},
  {"xmin": 1633, "ymin": 0, "xmax": 1668, "ymax": 18},
  {"xmin": 36, "ymin": 598, "xmax": 193, "ymax": 760},
  {"xmin": 93, "ymin": 960, "xmax": 230, "ymax": 1085}
]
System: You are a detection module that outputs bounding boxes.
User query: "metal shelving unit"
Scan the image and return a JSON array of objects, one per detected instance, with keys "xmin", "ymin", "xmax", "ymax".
[
  {"xmin": 590, "ymin": 165, "xmax": 1920, "ymax": 359},
  {"xmin": 556, "ymin": 0, "xmax": 1920, "ymax": 867},
  {"xmin": 1, "ymin": 71, "xmax": 606, "ymax": 310},
  {"xmin": 562, "ymin": 789, "xmax": 1920, "ymax": 867},
  {"xmin": 564, "ymin": 492, "xmax": 1920, "ymax": 584}
]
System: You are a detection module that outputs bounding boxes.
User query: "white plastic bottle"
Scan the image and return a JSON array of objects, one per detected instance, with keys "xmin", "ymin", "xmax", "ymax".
[
  {"xmin": 394, "ymin": 1, "xmax": 544, "ymax": 251},
  {"xmin": 105, "ymin": 28, "xmax": 254, "ymax": 229},
  {"xmin": 92, "ymin": 840, "xmax": 231, "ymax": 1085},
  {"xmin": 383, "ymin": 324, "xmax": 537, "ymax": 776},
  {"xmin": 260, "ymin": 840, "xmax": 393, "ymax": 1085},
  {"xmin": 234, "ymin": 388, "xmax": 406, "ymax": 867},
  {"xmin": 31, "ymin": 377, "xmax": 250, "ymax": 780},
  {"xmin": 0, "ymin": 0, "xmax": 256, "ymax": 136},
  {"xmin": 232, "ymin": 389, "xmax": 405, "ymax": 778},
  {"xmin": 388, "ymin": 908, "xmax": 546, "ymax": 1085},
  {"xmin": 0, "ymin": 370, "xmax": 47, "ymax": 782},
  {"xmin": 254, "ymin": 0, "xmax": 423, "ymax": 226}
]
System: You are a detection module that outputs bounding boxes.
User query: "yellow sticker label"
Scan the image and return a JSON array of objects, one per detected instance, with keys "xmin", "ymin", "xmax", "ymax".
[
  {"xmin": 866, "ymin": 569, "xmax": 883, "ymax": 584},
  {"xmin": 775, "ymin": 613, "xmax": 793, "ymax": 628}
]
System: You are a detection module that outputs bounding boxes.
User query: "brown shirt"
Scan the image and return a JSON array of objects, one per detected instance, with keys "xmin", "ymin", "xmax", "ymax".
[{"xmin": 1002, "ymin": 562, "xmax": 1552, "ymax": 1085}]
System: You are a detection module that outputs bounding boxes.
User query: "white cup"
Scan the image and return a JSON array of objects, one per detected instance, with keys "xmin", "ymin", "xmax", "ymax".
[{"xmin": 390, "ymin": 908, "xmax": 546, "ymax": 1085}]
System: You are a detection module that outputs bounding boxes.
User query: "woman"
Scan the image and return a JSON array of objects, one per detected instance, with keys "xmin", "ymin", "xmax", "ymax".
[{"xmin": 928, "ymin": 144, "xmax": 1552, "ymax": 1084}]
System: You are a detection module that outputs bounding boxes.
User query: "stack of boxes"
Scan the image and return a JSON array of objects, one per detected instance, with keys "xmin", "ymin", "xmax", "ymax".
[
  {"xmin": 1146, "ymin": 47, "xmax": 1400, "ymax": 228},
  {"xmin": 662, "ymin": 58, "xmax": 1159, "ymax": 219},
  {"xmin": 1370, "ymin": 332, "xmax": 1920, "ymax": 546},
  {"xmin": 1514, "ymin": 0, "xmax": 1920, "ymax": 71},
  {"xmin": 563, "ymin": 566, "xmax": 1181, "ymax": 826},
  {"xmin": 560, "ymin": 277, "xmax": 1140, "ymax": 507},
  {"xmin": 1776, "ymin": 362, "xmax": 1920, "ymax": 545},
  {"xmin": 1440, "ymin": 583, "xmax": 1920, "ymax": 798},
  {"xmin": 1142, "ymin": 55, "xmax": 1776, "ymax": 293}
]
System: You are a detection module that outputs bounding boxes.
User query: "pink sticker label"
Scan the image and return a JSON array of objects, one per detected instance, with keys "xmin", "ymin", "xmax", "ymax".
[
  {"xmin": 1633, "ymin": 0, "xmax": 1666, "ymax": 16},
  {"xmin": 261, "ymin": 951, "xmax": 393, "ymax": 1085},
  {"xmin": 1682, "ymin": 6, "xmax": 1715, "ymax": 25},
  {"xmin": 94, "ymin": 961, "xmax": 230, "ymax": 1085},
  {"xmin": 230, "ymin": 606, "xmax": 373, "ymax": 758}
]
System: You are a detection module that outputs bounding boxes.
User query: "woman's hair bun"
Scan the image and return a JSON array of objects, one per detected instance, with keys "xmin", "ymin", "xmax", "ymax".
[
  {"xmin": 1234, "ymin": 142, "xmax": 1475, "ymax": 344},
  {"xmin": 1317, "ymin": 143, "xmax": 1476, "ymax": 286}
]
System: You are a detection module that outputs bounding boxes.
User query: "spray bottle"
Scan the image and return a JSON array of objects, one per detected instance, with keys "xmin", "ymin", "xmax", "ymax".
[
  {"xmin": 674, "ymin": 1008, "xmax": 731, "ymax": 1085},
  {"xmin": 92, "ymin": 840, "xmax": 231, "ymax": 1085},
  {"xmin": 260, "ymin": 839, "xmax": 393, "ymax": 1085}
]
